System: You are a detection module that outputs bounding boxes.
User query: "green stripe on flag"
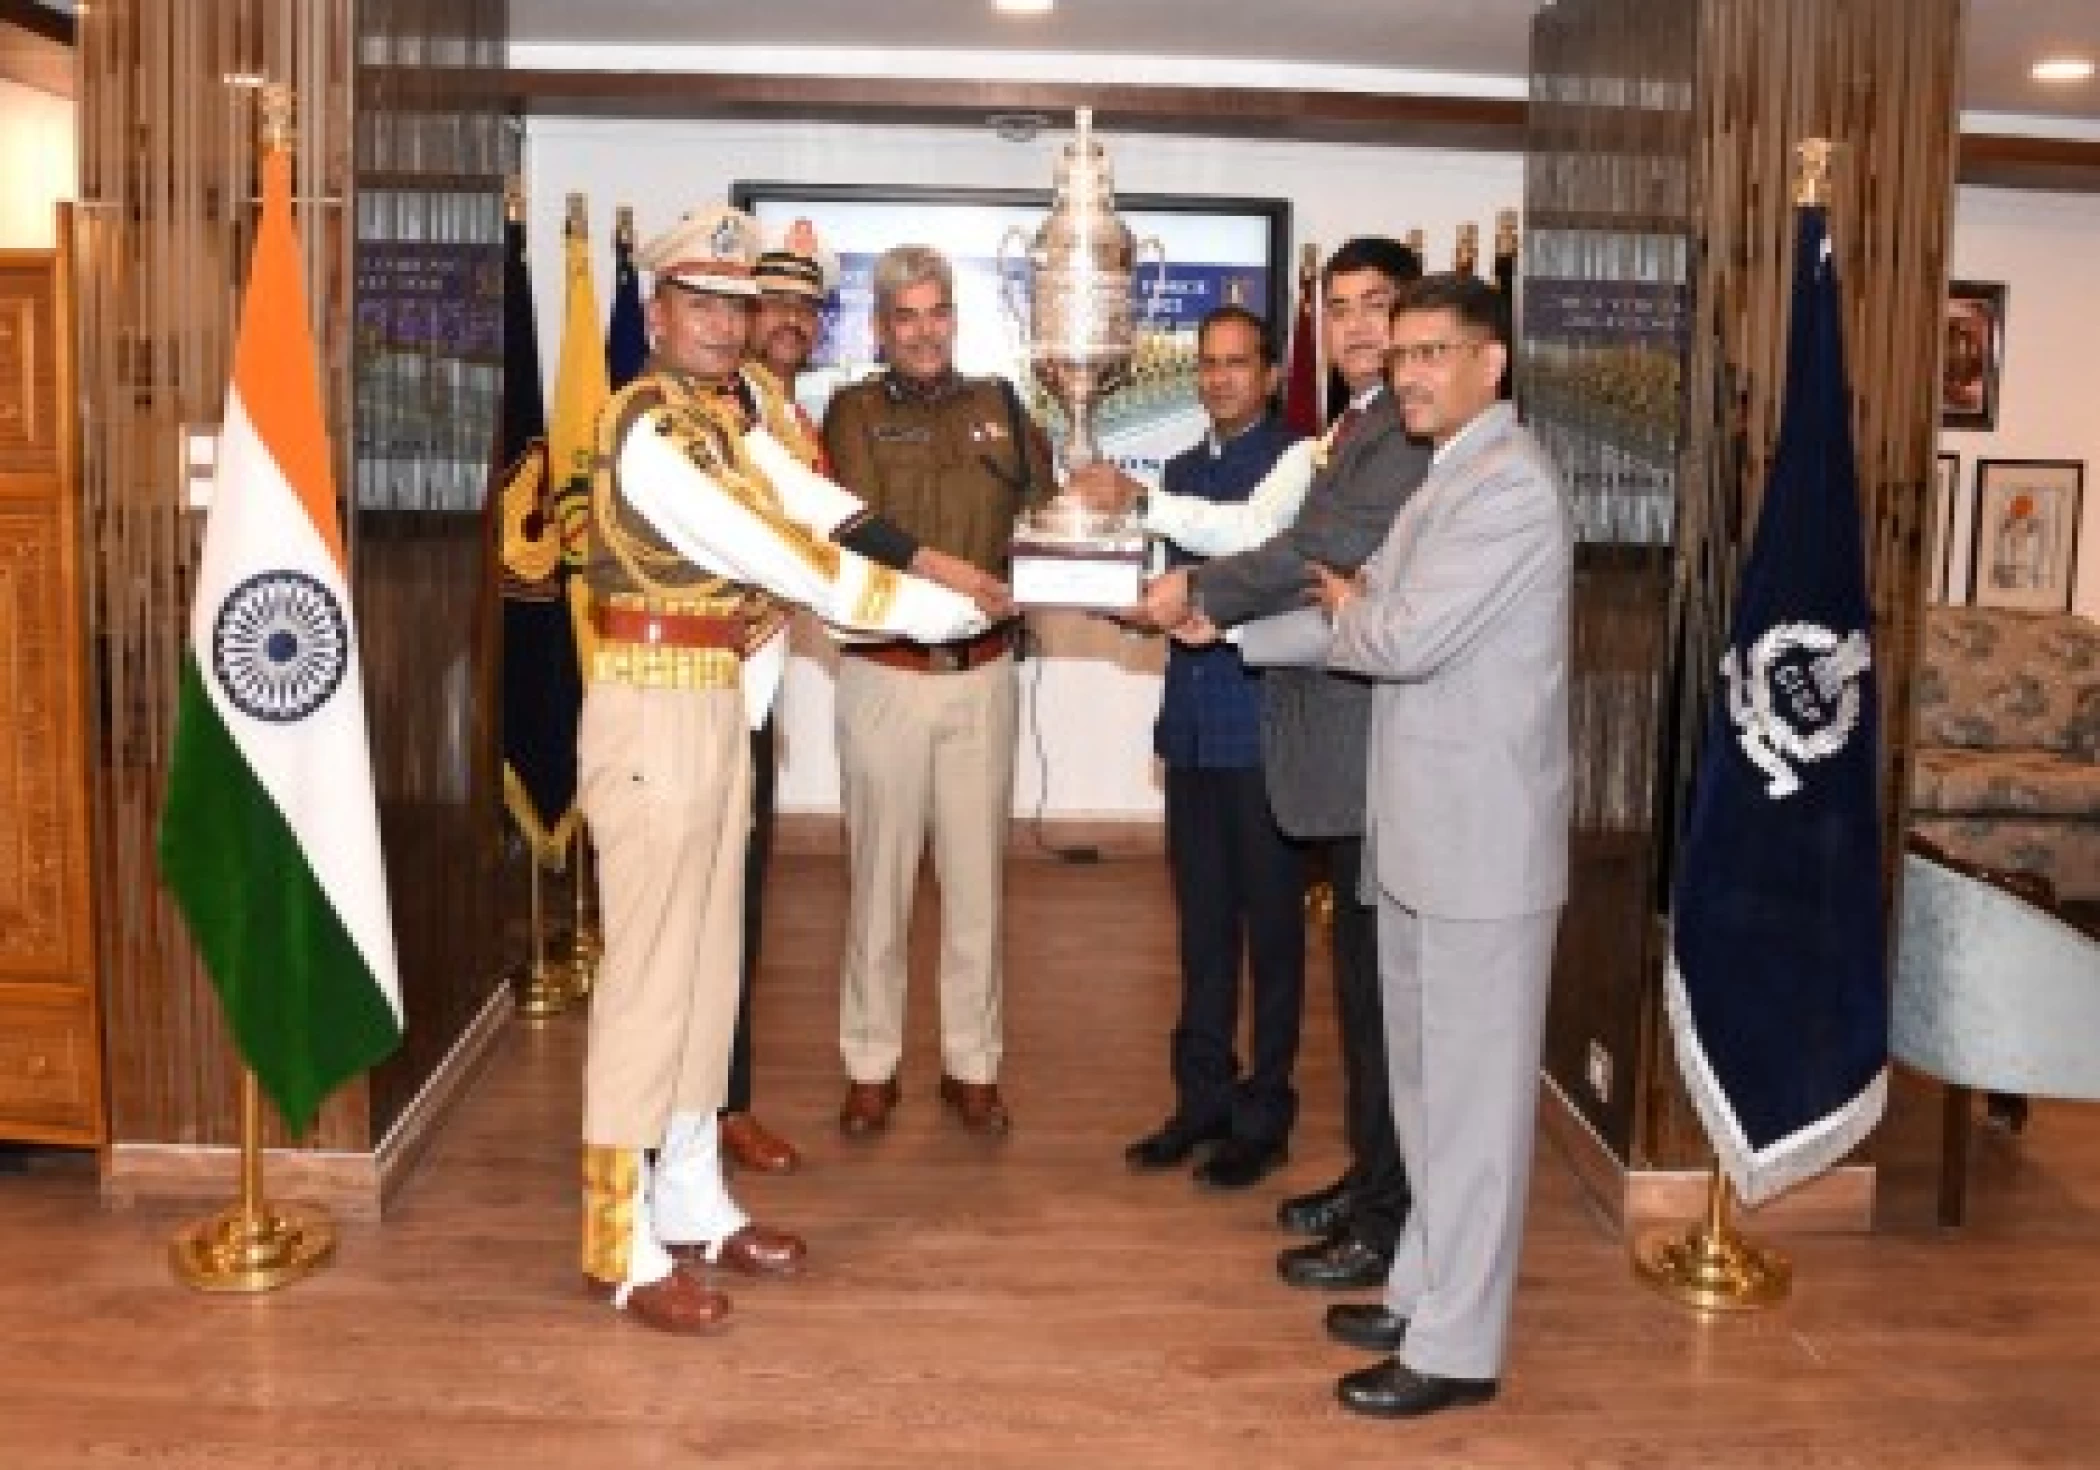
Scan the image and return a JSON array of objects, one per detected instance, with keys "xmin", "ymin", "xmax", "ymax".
[{"xmin": 158, "ymin": 656, "xmax": 401, "ymax": 1135}]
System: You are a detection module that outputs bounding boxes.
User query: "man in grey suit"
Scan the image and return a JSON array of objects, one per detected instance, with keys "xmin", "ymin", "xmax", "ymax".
[
  {"xmin": 1235, "ymin": 273, "xmax": 1571, "ymax": 1417},
  {"xmin": 1139, "ymin": 237, "xmax": 1428, "ymax": 1290}
]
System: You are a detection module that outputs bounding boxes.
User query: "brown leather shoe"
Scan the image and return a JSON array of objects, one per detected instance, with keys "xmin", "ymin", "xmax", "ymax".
[
  {"xmin": 721, "ymin": 1111, "xmax": 801, "ymax": 1173},
  {"xmin": 838, "ymin": 1078, "xmax": 900, "ymax": 1137},
  {"xmin": 938, "ymin": 1074, "xmax": 1012, "ymax": 1135},
  {"xmin": 669, "ymin": 1222, "xmax": 808, "ymax": 1279},
  {"xmin": 582, "ymin": 1267, "xmax": 732, "ymax": 1335}
]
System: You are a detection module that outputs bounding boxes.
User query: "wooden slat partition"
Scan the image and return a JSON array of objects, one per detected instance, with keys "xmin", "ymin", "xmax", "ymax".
[
  {"xmin": 1525, "ymin": 0, "xmax": 1961, "ymax": 1176},
  {"xmin": 76, "ymin": 0, "xmax": 512, "ymax": 1201}
]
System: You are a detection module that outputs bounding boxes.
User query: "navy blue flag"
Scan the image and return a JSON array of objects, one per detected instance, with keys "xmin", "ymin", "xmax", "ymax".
[
  {"xmin": 1665, "ymin": 202, "xmax": 1888, "ymax": 1205},
  {"xmin": 496, "ymin": 209, "xmax": 583, "ymax": 866},
  {"xmin": 605, "ymin": 222, "xmax": 648, "ymax": 391}
]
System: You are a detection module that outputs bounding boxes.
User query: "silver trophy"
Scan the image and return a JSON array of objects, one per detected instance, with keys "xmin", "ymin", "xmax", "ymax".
[{"xmin": 998, "ymin": 108, "xmax": 1165, "ymax": 609}]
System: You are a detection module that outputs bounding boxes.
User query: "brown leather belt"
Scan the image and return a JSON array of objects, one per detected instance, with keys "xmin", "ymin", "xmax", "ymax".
[
  {"xmin": 594, "ymin": 604, "xmax": 748, "ymax": 651},
  {"xmin": 844, "ymin": 624, "xmax": 1014, "ymax": 674}
]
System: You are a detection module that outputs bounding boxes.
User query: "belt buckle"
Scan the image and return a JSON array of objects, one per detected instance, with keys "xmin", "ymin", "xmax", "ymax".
[{"xmin": 928, "ymin": 644, "xmax": 962, "ymax": 674}]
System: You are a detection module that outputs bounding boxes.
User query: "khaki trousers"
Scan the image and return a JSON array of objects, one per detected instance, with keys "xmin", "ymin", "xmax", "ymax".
[
  {"xmin": 578, "ymin": 680, "xmax": 752, "ymax": 1148},
  {"xmin": 835, "ymin": 652, "xmax": 1017, "ymax": 1084}
]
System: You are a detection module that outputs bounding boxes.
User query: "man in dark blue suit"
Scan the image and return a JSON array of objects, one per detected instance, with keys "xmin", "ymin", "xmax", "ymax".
[{"xmin": 1123, "ymin": 306, "xmax": 1310, "ymax": 1190}]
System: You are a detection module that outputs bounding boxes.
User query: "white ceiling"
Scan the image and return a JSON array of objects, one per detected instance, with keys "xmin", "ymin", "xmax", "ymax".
[{"xmin": 507, "ymin": 0, "xmax": 2100, "ymax": 124}]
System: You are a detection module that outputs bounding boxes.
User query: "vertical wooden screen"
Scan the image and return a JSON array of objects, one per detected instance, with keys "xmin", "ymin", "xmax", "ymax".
[
  {"xmin": 1525, "ymin": 0, "xmax": 1961, "ymax": 1167},
  {"xmin": 76, "ymin": 0, "xmax": 509, "ymax": 1155}
]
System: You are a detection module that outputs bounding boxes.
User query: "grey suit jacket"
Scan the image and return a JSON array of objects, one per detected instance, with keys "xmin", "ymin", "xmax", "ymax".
[
  {"xmin": 1321, "ymin": 402, "xmax": 1574, "ymax": 919},
  {"xmin": 1189, "ymin": 391, "xmax": 1433, "ymax": 840}
]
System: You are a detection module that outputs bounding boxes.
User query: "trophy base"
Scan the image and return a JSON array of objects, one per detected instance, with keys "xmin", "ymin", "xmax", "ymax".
[{"xmin": 1010, "ymin": 535, "xmax": 1147, "ymax": 612}]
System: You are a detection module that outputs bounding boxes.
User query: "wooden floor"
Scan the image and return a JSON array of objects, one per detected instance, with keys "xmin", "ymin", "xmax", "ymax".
[{"xmin": 4, "ymin": 851, "xmax": 2100, "ymax": 1467}]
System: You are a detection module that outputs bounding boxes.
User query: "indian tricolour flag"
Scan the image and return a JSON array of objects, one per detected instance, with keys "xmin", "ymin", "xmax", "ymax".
[{"xmin": 157, "ymin": 139, "xmax": 401, "ymax": 1136}]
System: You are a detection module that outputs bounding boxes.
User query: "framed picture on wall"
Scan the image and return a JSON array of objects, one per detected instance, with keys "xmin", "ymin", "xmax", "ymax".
[
  {"xmin": 1931, "ymin": 452, "xmax": 1960, "ymax": 603},
  {"xmin": 1941, "ymin": 280, "xmax": 2006, "ymax": 431},
  {"xmin": 730, "ymin": 180, "xmax": 1290, "ymax": 478},
  {"xmin": 1969, "ymin": 458, "xmax": 2084, "ymax": 611}
]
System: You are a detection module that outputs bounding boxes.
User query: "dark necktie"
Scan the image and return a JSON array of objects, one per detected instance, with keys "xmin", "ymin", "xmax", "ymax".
[{"xmin": 1330, "ymin": 404, "xmax": 1365, "ymax": 454}]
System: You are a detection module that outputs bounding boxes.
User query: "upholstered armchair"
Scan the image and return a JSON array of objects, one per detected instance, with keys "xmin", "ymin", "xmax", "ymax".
[
  {"xmin": 1910, "ymin": 607, "xmax": 2100, "ymax": 901},
  {"xmin": 1891, "ymin": 839, "xmax": 2100, "ymax": 1224}
]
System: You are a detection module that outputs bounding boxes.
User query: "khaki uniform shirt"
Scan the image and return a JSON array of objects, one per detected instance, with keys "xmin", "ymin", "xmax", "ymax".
[{"xmin": 822, "ymin": 373, "xmax": 1057, "ymax": 576}]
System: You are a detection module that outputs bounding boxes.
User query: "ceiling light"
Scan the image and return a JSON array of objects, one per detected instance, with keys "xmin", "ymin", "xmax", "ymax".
[
  {"xmin": 2031, "ymin": 57, "xmax": 2096, "ymax": 83},
  {"xmin": 994, "ymin": 0, "xmax": 1054, "ymax": 14}
]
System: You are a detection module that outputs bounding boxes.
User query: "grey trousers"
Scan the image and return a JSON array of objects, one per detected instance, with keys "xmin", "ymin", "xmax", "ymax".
[{"xmin": 1377, "ymin": 897, "xmax": 1560, "ymax": 1381}]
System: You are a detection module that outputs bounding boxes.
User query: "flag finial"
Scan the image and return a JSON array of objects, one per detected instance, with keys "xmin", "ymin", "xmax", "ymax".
[
  {"xmin": 1298, "ymin": 241, "xmax": 1319, "ymax": 279},
  {"xmin": 565, "ymin": 192, "xmax": 588, "ymax": 240},
  {"xmin": 1495, "ymin": 209, "xmax": 1520, "ymax": 259},
  {"xmin": 505, "ymin": 174, "xmax": 524, "ymax": 225},
  {"xmin": 259, "ymin": 83, "xmax": 293, "ymax": 154},
  {"xmin": 615, "ymin": 205, "xmax": 634, "ymax": 248},
  {"xmin": 1794, "ymin": 138, "xmax": 1837, "ymax": 208}
]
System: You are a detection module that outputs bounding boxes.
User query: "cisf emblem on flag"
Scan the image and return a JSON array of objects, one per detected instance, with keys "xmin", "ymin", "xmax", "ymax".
[{"xmin": 1723, "ymin": 620, "xmax": 1872, "ymax": 799}]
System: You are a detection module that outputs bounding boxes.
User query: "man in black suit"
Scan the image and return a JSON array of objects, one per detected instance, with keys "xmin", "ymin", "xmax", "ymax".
[{"xmin": 1140, "ymin": 237, "xmax": 1428, "ymax": 1290}]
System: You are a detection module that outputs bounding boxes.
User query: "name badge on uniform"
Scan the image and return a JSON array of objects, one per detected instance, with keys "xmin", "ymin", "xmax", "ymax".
[{"xmin": 872, "ymin": 424, "xmax": 933, "ymax": 445}]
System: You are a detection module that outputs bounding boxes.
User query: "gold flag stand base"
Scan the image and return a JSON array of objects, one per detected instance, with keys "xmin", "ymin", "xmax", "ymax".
[
  {"xmin": 1632, "ymin": 1163, "xmax": 1791, "ymax": 1312},
  {"xmin": 170, "ymin": 1068, "xmax": 336, "ymax": 1293},
  {"xmin": 170, "ymin": 1200, "xmax": 335, "ymax": 1293}
]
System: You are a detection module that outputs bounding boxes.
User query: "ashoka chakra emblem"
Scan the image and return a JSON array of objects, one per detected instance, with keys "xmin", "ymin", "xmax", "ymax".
[{"xmin": 212, "ymin": 570, "xmax": 349, "ymax": 723}]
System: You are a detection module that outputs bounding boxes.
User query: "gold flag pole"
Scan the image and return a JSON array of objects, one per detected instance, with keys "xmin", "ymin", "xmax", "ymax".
[
  {"xmin": 512, "ymin": 843, "xmax": 575, "ymax": 1020},
  {"xmin": 168, "ymin": 82, "xmax": 342, "ymax": 1296},
  {"xmin": 1631, "ymin": 1160, "xmax": 1791, "ymax": 1311},
  {"xmin": 559, "ymin": 823, "xmax": 601, "ymax": 1000},
  {"xmin": 1454, "ymin": 221, "xmax": 1480, "ymax": 279},
  {"xmin": 1633, "ymin": 137, "xmax": 1837, "ymax": 1317},
  {"xmin": 1404, "ymin": 227, "xmax": 1425, "ymax": 260},
  {"xmin": 172, "ymin": 1068, "xmax": 337, "ymax": 1291}
]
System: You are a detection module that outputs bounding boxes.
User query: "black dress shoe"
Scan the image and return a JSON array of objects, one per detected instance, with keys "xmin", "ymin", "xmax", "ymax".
[
  {"xmin": 1124, "ymin": 1118, "xmax": 1226, "ymax": 1171},
  {"xmin": 1278, "ymin": 1230, "xmax": 1392, "ymax": 1290},
  {"xmin": 1277, "ymin": 1173, "xmax": 1356, "ymax": 1236},
  {"xmin": 1336, "ymin": 1358, "xmax": 1497, "ymax": 1418},
  {"xmin": 1325, "ymin": 1302, "xmax": 1407, "ymax": 1352},
  {"xmin": 1193, "ymin": 1137, "xmax": 1287, "ymax": 1191}
]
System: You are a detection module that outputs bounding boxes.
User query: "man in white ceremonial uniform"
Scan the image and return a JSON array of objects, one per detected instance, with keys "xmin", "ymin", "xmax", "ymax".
[
  {"xmin": 576, "ymin": 204, "xmax": 993, "ymax": 1334},
  {"xmin": 1229, "ymin": 272, "xmax": 1571, "ymax": 1417}
]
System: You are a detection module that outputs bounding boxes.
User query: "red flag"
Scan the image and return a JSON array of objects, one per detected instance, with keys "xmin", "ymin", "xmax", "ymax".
[{"xmin": 1282, "ymin": 243, "xmax": 1321, "ymax": 437}]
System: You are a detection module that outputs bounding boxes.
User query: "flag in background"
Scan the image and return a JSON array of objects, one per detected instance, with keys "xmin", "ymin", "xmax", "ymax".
[
  {"xmin": 1281, "ymin": 242, "xmax": 1322, "ymax": 438},
  {"xmin": 496, "ymin": 193, "xmax": 583, "ymax": 867},
  {"xmin": 158, "ymin": 134, "xmax": 401, "ymax": 1135},
  {"xmin": 550, "ymin": 196, "xmax": 612, "ymax": 575},
  {"xmin": 605, "ymin": 205, "xmax": 648, "ymax": 392},
  {"xmin": 1664, "ymin": 199, "xmax": 1888, "ymax": 1206}
]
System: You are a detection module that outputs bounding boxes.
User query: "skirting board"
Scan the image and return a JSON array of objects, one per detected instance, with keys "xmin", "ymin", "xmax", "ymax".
[
  {"xmin": 100, "ymin": 982, "xmax": 514, "ymax": 1222},
  {"xmin": 1541, "ymin": 1074, "xmax": 1875, "ymax": 1236},
  {"xmin": 776, "ymin": 810, "xmax": 1165, "ymax": 859}
]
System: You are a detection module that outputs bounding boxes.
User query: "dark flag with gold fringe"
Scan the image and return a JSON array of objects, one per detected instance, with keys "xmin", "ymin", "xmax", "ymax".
[
  {"xmin": 1664, "ymin": 178, "xmax": 1887, "ymax": 1206},
  {"xmin": 497, "ymin": 191, "xmax": 583, "ymax": 866},
  {"xmin": 605, "ymin": 205, "xmax": 648, "ymax": 391}
]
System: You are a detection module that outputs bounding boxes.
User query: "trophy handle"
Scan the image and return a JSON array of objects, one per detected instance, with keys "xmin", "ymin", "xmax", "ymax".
[
  {"xmin": 1134, "ymin": 235, "xmax": 1169, "ymax": 327},
  {"xmin": 996, "ymin": 225, "xmax": 1033, "ymax": 338}
]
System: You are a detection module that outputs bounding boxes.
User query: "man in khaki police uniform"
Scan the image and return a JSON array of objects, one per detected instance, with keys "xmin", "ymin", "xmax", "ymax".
[
  {"xmin": 821, "ymin": 244, "xmax": 1056, "ymax": 1137},
  {"xmin": 578, "ymin": 205, "xmax": 992, "ymax": 1335}
]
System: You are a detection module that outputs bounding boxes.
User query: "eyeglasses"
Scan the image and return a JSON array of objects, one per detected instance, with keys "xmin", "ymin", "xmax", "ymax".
[{"xmin": 1386, "ymin": 338, "xmax": 1490, "ymax": 369}]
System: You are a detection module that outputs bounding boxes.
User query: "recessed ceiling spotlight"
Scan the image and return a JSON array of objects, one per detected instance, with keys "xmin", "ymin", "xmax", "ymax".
[
  {"xmin": 993, "ymin": 0, "xmax": 1054, "ymax": 14},
  {"xmin": 2031, "ymin": 57, "xmax": 2096, "ymax": 83}
]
